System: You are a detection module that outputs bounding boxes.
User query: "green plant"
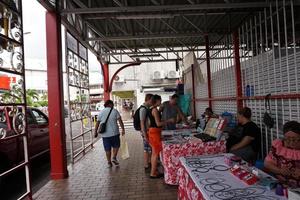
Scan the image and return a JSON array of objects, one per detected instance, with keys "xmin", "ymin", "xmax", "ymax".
[
  {"xmin": 0, "ymin": 87, "xmax": 49, "ymax": 107},
  {"xmin": 26, "ymin": 89, "xmax": 39, "ymax": 106}
]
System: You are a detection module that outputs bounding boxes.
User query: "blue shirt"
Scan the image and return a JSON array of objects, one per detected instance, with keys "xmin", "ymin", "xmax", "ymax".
[{"xmin": 97, "ymin": 107, "xmax": 121, "ymax": 138}]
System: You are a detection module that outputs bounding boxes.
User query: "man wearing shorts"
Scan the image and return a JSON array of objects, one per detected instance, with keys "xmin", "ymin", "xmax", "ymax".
[
  {"xmin": 140, "ymin": 94, "xmax": 153, "ymax": 171},
  {"xmin": 94, "ymin": 100, "xmax": 125, "ymax": 168}
]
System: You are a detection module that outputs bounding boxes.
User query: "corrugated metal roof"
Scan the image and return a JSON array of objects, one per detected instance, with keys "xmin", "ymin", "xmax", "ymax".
[{"xmin": 63, "ymin": 0, "xmax": 286, "ymax": 53}]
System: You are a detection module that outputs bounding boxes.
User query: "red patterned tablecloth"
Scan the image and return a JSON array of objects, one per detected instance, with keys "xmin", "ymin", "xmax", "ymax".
[
  {"xmin": 178, "ymin": 162, "xmax": 204, "ymax": 200},
  {"xmin": 161, "ymin": 137, "xmax": 226, "ymax": 185},
  {"xmin": 177, "ymin": 154, "xmax": 287, "ymax": 200}
]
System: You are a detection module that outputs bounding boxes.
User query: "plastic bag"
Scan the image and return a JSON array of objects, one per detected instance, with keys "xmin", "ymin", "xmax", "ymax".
[{"xmin": 120, "ymin": 135, "xmax": 130, "ymax": 160}]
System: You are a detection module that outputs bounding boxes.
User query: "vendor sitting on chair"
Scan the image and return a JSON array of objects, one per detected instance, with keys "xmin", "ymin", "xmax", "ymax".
[
  {"xmin": 264, "ymin": 121, "xmax": 300, "ymax": 188},
  {"xmin": 229, "ymin": 107, "xmax": 261, "ymax": 163}
]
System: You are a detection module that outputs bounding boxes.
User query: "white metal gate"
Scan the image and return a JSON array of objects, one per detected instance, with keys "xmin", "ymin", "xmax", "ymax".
[
  {"xmin": 0, "ymin": 0, "xmax": 32, "ymax": 199},
  {"xmin": 65, "ymin": 31, "xmax": 93, "ymax": 163}
]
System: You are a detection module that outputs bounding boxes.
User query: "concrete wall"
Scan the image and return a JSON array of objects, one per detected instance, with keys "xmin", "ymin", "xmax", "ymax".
[{"xmin": 110, "ymin": 61, "xmax": 178, "ymax": 109}]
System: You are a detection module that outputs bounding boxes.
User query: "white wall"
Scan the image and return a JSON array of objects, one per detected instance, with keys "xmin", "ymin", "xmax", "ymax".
[{"xmin": 110, "ymin": 61, "xmax": 179, "ymax": 109}]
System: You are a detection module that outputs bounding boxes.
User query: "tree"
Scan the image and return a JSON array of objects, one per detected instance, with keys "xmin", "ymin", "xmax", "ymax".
[
  {"xmin": 26, "ymin": 89, "xmax": 39, "ymax": 106},
  {"xmin": 38, "ymin": 93, "xmax": 48, "ymax": 107}
]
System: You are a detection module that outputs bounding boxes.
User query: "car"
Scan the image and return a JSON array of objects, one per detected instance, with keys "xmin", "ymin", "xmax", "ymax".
[{"xmin": 0, "ymin": 107, "xmax": 49, "ymax": 174}]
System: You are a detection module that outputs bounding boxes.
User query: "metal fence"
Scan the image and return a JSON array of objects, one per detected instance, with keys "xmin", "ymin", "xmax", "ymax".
[
  {"xmin": 187, "ymin": 0, "xmax": 300, "ymax": 158},
  {"xmin": 0, "ymin": 0, "xmax": 32, "ymax": 199},
  {"xmin": 65, "ymin": 31, "xmax": 93, "ymax": 163}
]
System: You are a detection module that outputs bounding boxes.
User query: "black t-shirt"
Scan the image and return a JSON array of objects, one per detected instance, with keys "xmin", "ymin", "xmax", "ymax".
[
  {"xmin": 149, "ymin": 108, "xmax": 162, "ymax": 128},
  {"xmin": 242, "ymin": 121, "xmax": 261, "ymax": 152}
]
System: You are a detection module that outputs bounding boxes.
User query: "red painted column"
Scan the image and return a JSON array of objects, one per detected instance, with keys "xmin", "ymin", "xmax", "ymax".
[
  {"xmin": 233, "ymin": 31, "xmax": 243, "ymax": 110},
  {"xmin": 102, "ymin": 62, "xmax": 110, "ymax": 101},
  {"xmin": 191, "ymin": 64, "xmax": 197, "ymax": 118},
  {"xmin": 205, "ymin": 35, "xmax": 212, "ymax": 108},
  {"xmin": 46, "ymin": 12, "xmax": 68, "ymax": 179}
]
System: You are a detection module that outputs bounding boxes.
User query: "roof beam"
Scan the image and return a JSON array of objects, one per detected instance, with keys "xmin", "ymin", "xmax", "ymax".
[
  {"xmin": 85, "ymin": 11, "xmax": 248, "ymax": 20},
  {"xmin": 108, "ymin": 0, "xmax": 172, "ymax": 60},
  {"xmin": 159, "ymin": 19, "xmax": 193, "ymax": 50},
  {"xmin": 107, "ymin": 19, "xmax": 158, "ymax": 61},
  {"xmin": 61, "ymin": 2, "xmax": 276, "ymax": 14},
  {"xmin": 109, "ymin": 56, "xmax": 251, "ymax": 64},
  {"xmin": 134, "ymin": 20, "xmax": 181, "ymax": 59},
  {"xmin": 86, "ymin": 32, "xmax": 204, "ymax": 41},
  {"xmin": 187, "ymin": 0, "xmax": 195, "ymax": 4},
  {"xmin": 69, "ymin": 0, "xmax": 122, "ymax": 62}
]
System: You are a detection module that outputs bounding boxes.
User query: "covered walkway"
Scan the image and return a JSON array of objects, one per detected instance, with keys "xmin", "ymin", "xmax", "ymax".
[
  {"xmin": 33, "ymin": 130, "xmax": 177, "ymax": 200},
  {"xmin": 1, "ymin": 0, "xmax": 300, "ymax": 199}
]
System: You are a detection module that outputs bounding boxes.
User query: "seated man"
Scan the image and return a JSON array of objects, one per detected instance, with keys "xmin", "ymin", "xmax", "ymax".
[
  {"xmin": 229, "ymin": 107, "xmax": 261, "ymax": 163},
  {"xmin": 264, "ymin": 121, "xmax": 300, "ymax": 188}
]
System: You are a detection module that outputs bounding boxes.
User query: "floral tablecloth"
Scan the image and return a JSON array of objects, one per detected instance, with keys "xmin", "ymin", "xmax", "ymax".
[
  {"xmin": 161, "ymin": 131, "xmax": 226, "ymax": 185},
  {"xmin": 178, "ymin": 154, "xmax": 287, "ymax": 200}
]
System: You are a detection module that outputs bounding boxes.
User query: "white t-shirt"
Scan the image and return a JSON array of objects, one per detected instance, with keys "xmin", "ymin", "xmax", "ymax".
[{"xmin": 97, "ymin": 107, "xmax": 121, "ymax": 138}]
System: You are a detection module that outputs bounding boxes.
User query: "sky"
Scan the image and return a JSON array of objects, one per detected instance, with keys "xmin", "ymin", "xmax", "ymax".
[{"xmin": 22, "ymin": 0, "xmax": 102, "ymax": 84}]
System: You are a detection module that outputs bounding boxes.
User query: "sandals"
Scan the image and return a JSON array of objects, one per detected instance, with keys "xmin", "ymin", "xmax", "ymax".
[{"xmin": 150, "ymin": 173, "xmax": 164, "ymax": 179}]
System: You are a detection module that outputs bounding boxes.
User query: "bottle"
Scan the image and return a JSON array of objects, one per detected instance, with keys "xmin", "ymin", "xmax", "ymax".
[{"xmin": 246, "ymin": 85, "xmax": 250, "ymax": 97}]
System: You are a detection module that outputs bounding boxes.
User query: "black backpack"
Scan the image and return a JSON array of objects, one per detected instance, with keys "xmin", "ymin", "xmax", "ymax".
[{"xmin": 133, "ymin": 105, "xmax": 148, "ymax": 131}]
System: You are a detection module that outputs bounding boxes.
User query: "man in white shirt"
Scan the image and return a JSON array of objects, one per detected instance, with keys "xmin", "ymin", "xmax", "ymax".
[{"xmin": 94, "ymin": 100, "xmax": 125, "ymax": 168}]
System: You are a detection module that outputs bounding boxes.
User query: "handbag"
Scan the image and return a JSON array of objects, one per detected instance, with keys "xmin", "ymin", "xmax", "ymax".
[
  {"xmin": 98, "ymin": 108, "xmax": 113, "ymax": 134},
  {"xmin": 120, "ymin": 135, "xmax": 130, "ymax": 160},
  {"xmin": 263, "ymin": 94, "xmax": 274, "ymax": 129}
]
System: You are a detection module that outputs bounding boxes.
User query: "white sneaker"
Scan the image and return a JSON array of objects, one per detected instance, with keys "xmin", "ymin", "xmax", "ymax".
[
  {"xmin": 107, "ymin": 162, "xmax": 113, "ymax": 168},
  {"xmin": 112, "ymin": 158, "xmax": 119, "ymax": 166}
]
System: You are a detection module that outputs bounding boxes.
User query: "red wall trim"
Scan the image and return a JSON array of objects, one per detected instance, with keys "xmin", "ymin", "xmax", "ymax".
[
  {"xmin": 191, "ymin": 64, "xmax": 197, "ymax": 118},
  {"xmin": 100, "ymin": 62, "xmax": 110, "ymax": 101},
  {"xmin": 194, "ymin": 94, "xmax": 300, "ymax": 102},
  {"xmin": 194, "ymin": 97, "xmax": 236, "ymax": 101},
  {"xmin": 239, "ymin": 94, "xmax": 300, "ymax": 100},
  {"xmin": 233, "ymin": 31, "xmax": 243, "ymax": 110}
]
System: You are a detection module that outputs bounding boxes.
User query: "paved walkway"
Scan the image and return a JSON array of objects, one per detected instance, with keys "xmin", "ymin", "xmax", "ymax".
[{"xmin": 33, "ymin": 128, "xmax": 177, "ymax": 200}]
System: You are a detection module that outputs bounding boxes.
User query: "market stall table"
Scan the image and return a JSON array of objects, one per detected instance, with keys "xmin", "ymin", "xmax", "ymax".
[
  {"xmin": 178, "ymin": 154, "xmax": 287, "ymax": 200},
  {"xmin": 161, "ymin": 130, "xmax": 226, "ymax": 185}
]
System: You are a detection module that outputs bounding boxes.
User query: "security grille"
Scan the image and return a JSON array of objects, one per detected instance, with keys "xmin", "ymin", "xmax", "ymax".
[
  {"xmin": 65, "ymin": 31, "xmax": 93, "ymax": 163},
  {"xmin": 0, "ymin": 0, "xmax": 32, "ymax": 199}
]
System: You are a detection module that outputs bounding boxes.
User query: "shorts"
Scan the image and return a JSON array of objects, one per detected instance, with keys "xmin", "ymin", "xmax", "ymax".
[
  {"xmin": 143, "ymin": 137, "xmax": 152, "ymax": 153},
  {"xmin": 102, "ymin": 135, "xmax": 120, "ymax": 151},
  {"xmin": 148, "ymin": 127, "xmax": 162, "ymax": 155}
]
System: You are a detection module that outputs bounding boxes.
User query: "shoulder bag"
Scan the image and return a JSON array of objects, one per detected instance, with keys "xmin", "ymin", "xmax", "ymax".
[
  {"xmin": 99, "ymin": 108, "xmax": 113, "ymax": 134},
  {"xmin": 263, "ymin": 94, "xmax": 274, "ymax": 129}
]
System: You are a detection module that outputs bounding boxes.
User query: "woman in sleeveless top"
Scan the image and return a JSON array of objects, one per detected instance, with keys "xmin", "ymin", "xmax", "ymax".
[{"xmin": 148, "ymin": 95, "xmax": 175, "ymax": 178}]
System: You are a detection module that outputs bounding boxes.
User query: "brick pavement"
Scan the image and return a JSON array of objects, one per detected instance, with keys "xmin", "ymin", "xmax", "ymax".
[{"xmin": 33, "ymin": 130, "xmax": 178, "ymax": 200}]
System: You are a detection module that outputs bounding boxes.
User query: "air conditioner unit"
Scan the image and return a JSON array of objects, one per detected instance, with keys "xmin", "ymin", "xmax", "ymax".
[
  {"xmin": 152, "ymin": 71, "xmax": 164, "ymax": 80},
  {"xmin": 114, "ymin": 75, "xmax": 125, "ymax": 83},
  {"xmin": 167, "ymin": 70, "xmax": 180, "ymax": 79}
]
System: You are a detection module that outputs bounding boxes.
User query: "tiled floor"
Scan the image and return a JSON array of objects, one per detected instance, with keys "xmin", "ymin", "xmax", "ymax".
[{"xmin": 33, "ymin": 130, "xmax": 178, "ymax": 200}]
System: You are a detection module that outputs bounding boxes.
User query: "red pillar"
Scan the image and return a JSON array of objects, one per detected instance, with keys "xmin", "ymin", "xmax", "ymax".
[
  {"xmin": 205, "ymin": 35, "xmax": 212, "ymax": 108},
  {"xmin": 191, "ymin": 64, "xmax": 197, "ymax": 118},
  {"xmin": 102, "ymin": 62, "xmax": 110, "ymax": 101},
  {"xmin": 233, "ymin": 31, "xmax": 243, "ymax": 110},
  {"xmin": 46, "ymin": 12, "xmax": 68, "ymax": 179}
]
